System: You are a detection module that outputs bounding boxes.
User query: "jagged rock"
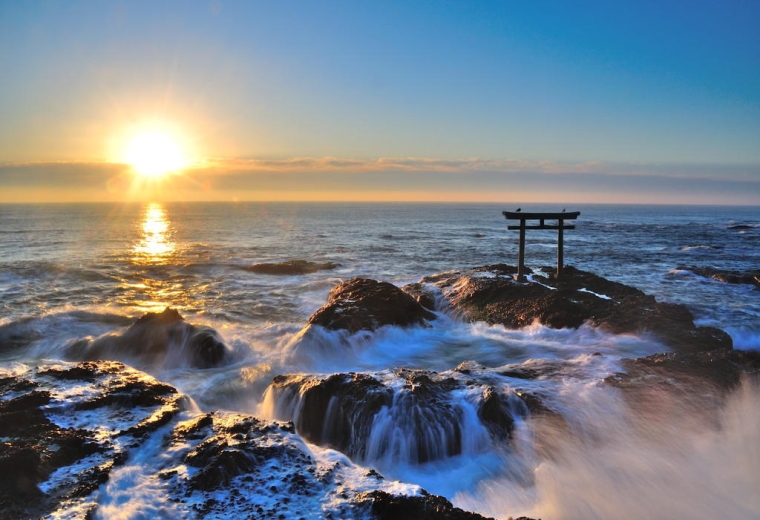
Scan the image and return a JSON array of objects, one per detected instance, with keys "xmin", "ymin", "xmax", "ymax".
[
  {"xmin": 162, "ymin": 412, "xmax": 474, "ymax": 519},
  {"xmin": 402, "ymin": 282, "xmax": 438, "ymax": 311},
  {"xmin": 606, "ymin": 349, "xmax": 760, "ymax": 391},
  {"xmin": 0, "ymin": 361, "xmax": 183, "ymax": 520},
  {"xmin": 308, "ymin": 278, "xmax": 436, "ymax": 333},
  {"xmin": 354, "ymin": 490, "xmax": 501, "ymax": 520},
  {"xmin": 0, "ymin": 361, "xmax": 536, "ymax": 520},
  {"xmin": 65, "ymin": 308, "xmax": 230, "ymax": 369},
  {"xmin": 425, "ymin": 265, "xmax": 732, "ymax": 352},
  {"xmin": 478, "ymin": 386, "xmax": 530, "ymax": 441},
  {"xmin": 245, "ymin": 259, "xmax": 341, "ymax": 275},
  {"xmin": 266, "ymin": 368, "xmax": 532, "ymax": 464},
  {"xmin": 676, "ymin": 265, "xmax": 760, "ymax": 289},
  {"xmin": 267, "ymin": 372, "xmax": 394, "ymax": 458}
]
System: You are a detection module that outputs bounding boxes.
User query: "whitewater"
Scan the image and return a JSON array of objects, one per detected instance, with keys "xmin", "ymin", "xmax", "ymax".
[{"xmin": 1, "ymin": 202, "xmax": 758, "ymax": 519}]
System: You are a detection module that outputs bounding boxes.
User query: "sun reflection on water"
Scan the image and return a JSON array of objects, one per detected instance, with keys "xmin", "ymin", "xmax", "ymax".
[
  {"xmin": 133, "ymin": 202, "xmax": 176, "ymax": 263},
  {"xmin": 124, "ymin": 202, "xmax": 186, "ymax": 313}
]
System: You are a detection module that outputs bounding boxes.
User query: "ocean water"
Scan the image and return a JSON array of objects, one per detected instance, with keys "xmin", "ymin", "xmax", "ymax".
[{"xmin": 1, "ymin": 202, "xmax": 759, "ymax": 519}]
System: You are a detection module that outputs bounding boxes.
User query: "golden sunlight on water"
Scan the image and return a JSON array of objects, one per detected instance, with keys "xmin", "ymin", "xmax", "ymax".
[
  {"xmin": 124, "ymin": 202, "xmax": 190, "ymax": 313},
  {"xmin": 133, "ymin": 202, "xmax": 176, "ymax": 263}
]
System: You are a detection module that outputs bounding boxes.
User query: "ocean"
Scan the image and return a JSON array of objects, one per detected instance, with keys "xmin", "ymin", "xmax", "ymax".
[{"xmin": 1, "ymin": 202, "xmax": 759, "ymax": 519}]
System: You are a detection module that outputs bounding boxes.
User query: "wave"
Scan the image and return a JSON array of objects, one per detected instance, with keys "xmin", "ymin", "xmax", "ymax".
[{"xmin": 454, "ymin": 377, "xmax": 760, "ymax": 519}]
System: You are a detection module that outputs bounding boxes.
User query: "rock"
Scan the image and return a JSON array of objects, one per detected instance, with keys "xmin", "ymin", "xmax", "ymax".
[
  {"xmin": 425, "ymin": 265, "xmax": 732, "ymax": 352},
  {"xmin": 401, "ymin": 282, "xmax": 438, "ymax": 311},
  {"xmin": 65, "ymin": 308, "xmax": 230, "ymax": 369},
  {"xmin": 245, "ymin": 259, "xmax": 341, "ymax": 275},
  {"xmin": 267, "ymin": 372, "xmax": 394, "ymax": 459},
  {"xmin": 477, "ymin": 386, "xmax": 529, "ymax": 441},
  {"xmin": 728, "ymin": 224, "xmax": 753, "ymax": 230},
  {"xmin": 266, "ymin": 367, "xmax": 533, "ymax": 464},
  {"xmin": 0, "ymin": 361, "xmax": 184, "ymax": 519},
  {"xmin": 162, "ymin": 411, "xmax": 499, "ymax": 519},
  {"xmin": 676, "ymin": 265, "xmax": 760, "ymax": 289},
  {"xmin": 354, "ymin": 490, "xmax": 500, "ymax": 520},
  {"xmin": 308, "ymin": 278, "xmax": 436, "ymax": 333},
  {"xmin": 606, "ymin": 349, "xmax": 760, "ymax": 391},
  {"xmin": 0, "ymin": 361, "xmax": 535, "ymax": 520}
]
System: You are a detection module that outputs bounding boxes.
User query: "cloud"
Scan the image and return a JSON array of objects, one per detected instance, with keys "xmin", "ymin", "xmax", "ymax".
[
  {"xmin": 0, "ymin": 161, "xmax": 129, "ymax": 186},
  {"xmin": 1, "ymin": 157, "xmax": 758, "ymax": 204},
  {"xmin": 194, "ymin": 156, "xmax": 760, "ymax": 181}
]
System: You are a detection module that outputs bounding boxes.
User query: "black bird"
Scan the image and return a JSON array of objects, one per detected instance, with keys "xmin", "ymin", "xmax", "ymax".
[
  {"xmin": 515, "ymin": 208, "xmax": 521, "ymax": 212},
  {"xmin": 562, "ymin": 208, "xmax": 566, "ymax": 212}
]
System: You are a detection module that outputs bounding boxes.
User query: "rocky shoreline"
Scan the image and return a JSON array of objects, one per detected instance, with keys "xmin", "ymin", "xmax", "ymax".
[{"xmin": 2, "ymin": 264, "xmax": 758, "ymax": 519}]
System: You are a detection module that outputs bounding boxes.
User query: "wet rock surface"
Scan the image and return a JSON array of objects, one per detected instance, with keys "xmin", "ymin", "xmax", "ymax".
[
  {"xmin": 422, "ymin": 264, "xmax": 732, "ymax": 352},
  {"xmin": 245, "ymin": 259, "xmax": 341, "ymax": 275},
  {"xmin": 0, "ymin": 361, "xmax": 183, "ymax": 520},
  {"xmin": 354, "ymin": 490, "xmax": 499, "ymax": 520},
  {"xmin": 606, "ymin": 349, "xmax": 760, "ymax": 391},
  {"xmin": 676, "ymin": 265, "xmax": 760, "ymax": 289},
  {"xmin": 308, "ymin": 277, "xmax": 436, "ymax": 332},
  {"xmin": 65, "ymin": 307, "xmax": 231, "ymax": 369},
  {"xmin": 267, "ymin": 366, "xmax": 534, "ymax": 465},
  {"xmin": 1, "ymin": 360, "xmax": 531, "ymax": 519}
]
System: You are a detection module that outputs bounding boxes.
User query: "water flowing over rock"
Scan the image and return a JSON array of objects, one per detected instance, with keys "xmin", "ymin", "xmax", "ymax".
[
  {"xmin": 65, "ymin": 308, "xmax": 231, "ymax": 369},
  {"xmin": 264, "ymin": 367, "xmax": 533, "ymax": 465},
  {"xmin": 422, "ymin": 264, "xmax": 732, "ymax": 352},
  {"xmin": 0, "ymin": 360, "xmax": 511, "ymax": 519},
  {"xmin": 0, "ymin": 361, "xmax": 183, "ymax": 519},
  {"xmin": 245, "ymin": 259, "xmax": 341, "ymax": 275},
  {"xmin": 308, "ymin": 277, "xmax": 436, "ymax": 333}
]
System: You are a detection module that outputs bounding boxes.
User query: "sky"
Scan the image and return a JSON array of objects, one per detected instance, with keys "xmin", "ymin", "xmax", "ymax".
[{"xmin": 1, "ymin": 0, "xmax": 758, "ymax": 204}]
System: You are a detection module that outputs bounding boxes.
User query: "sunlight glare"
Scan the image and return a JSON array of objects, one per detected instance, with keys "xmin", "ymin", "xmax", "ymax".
[
  {"xmin": 122, "ymin": 130, "xmax": 189, "ymax": 178},
  {"xmin": 133, "ymin": 202, "xmax": 176, "ymax": 261}
]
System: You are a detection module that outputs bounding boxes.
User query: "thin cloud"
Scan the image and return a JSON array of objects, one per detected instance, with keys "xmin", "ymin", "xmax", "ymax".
[
  {"xmin": 2, "ymin": 158, "xmax": 758, "ymax": 188},
  {"xmin": 194, "ymin": 156, "xmax": 760, "ymax": 181}
]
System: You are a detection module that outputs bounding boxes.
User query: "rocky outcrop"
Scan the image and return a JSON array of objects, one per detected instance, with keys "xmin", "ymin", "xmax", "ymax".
[
  {"xmin": 1, "ymin": 360, "xmax": 526, "ymax": 520},
  {"xmin": 606, "ymin": 349, "xmax": 760, "ymax": 391},
  {"xmin": 676, "ymin": 265, "xmax": 760, "ymax": 289},
  {"xmin": 265, "ymin": 367, "xmax": 534, "ymax": 465},
  {"xmin": 245, "ymin": 259, "xmax": 341, "ymax": 275},
  {"xmin": 354, "ymin": 490, "xmax": 500, "ymax": 520},
  {"xmin": 422, "ymin": 265, "xmax": 732, "ymax": 352},
  {"xmin": 0, "ymin": 361, "xmax": 184, "ymax": 520},
  {"xmin": 65, "ymin": 308, "xmax": 230, "ymax": 369},
  {"xmin": 308, "ymin": 278, "xmax": 436, "ymax": 333}
]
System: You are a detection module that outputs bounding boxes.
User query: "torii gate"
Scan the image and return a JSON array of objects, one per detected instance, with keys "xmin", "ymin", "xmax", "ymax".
[{"xmin": 502, "ymin": 210, "xmax": 581, "ymax": 281}]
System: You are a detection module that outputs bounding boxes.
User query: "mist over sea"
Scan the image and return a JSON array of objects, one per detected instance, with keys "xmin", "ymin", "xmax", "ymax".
[{"xmin": 1, "ymin": 202, "xmax": 758, "ymax": 519}]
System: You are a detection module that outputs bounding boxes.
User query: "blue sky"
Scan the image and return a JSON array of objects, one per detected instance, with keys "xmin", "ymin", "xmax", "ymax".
[{"xmin": 1, "ymin": 0, "xmax": 758, "ymax": 203}]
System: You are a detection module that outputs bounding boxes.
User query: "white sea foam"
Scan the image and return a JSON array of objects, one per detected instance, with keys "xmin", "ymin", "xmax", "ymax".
[{"xmin": 453, "ymin": 378, "xmax": 760, "ymax": 520}]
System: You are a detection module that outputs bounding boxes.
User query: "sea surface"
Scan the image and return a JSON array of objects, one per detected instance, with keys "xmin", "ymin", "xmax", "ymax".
[{"xmin": 1, "ymin": 202, "xmax": 759, "ymax": 519}]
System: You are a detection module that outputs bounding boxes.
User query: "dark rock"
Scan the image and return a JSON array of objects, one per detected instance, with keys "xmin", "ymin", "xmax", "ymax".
[
  {"xmin": 308, "ymin": 278, "xmax": 436, "ymax": 333},
  {"xmin": 728, "ymin": 224, "xmax": 753, "ymax": 230},
  {"xmin": 402, "ymin": 282, "xmax": 438, "ymax": 311},
  {"xmin": 426, "ymin": 265, "xmax": 732, "ymax": 352},
  {"xmin": 65, "ymin": 308, "xmax": 230, "ymax": 369},
  {"xmin": 0, "ymin": 361, "xmax": 184, "ymax": 520},
  {"xmin": 606, "ymin": 349, "xmax": 760, "ymax": 391},
  {"xmin": 269, "ymin": 372, "xmax": 393, "ymax": 459},
  {"xmin": 267, "ymin": 368, "xmax": 531, "ymax": 464},
  {"xmin": 245, "ymin": 260, "xmax": 341, "ymax": 275},
  {"xmin": 676, "ymin": 265, "xmax": 760, "ymax": 289},
  {"xmin": 353, "ymin": 490, "xmax": 500, "ymax": 520},
  {"xmin": 477, "ymin": 386, "xmax": 529, "ymax": 441}
]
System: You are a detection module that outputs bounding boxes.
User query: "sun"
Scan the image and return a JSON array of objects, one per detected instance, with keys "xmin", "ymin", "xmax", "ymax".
[{"xmin": 122, "ymin": 130, "xmax": 189, "ymax": 178}]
